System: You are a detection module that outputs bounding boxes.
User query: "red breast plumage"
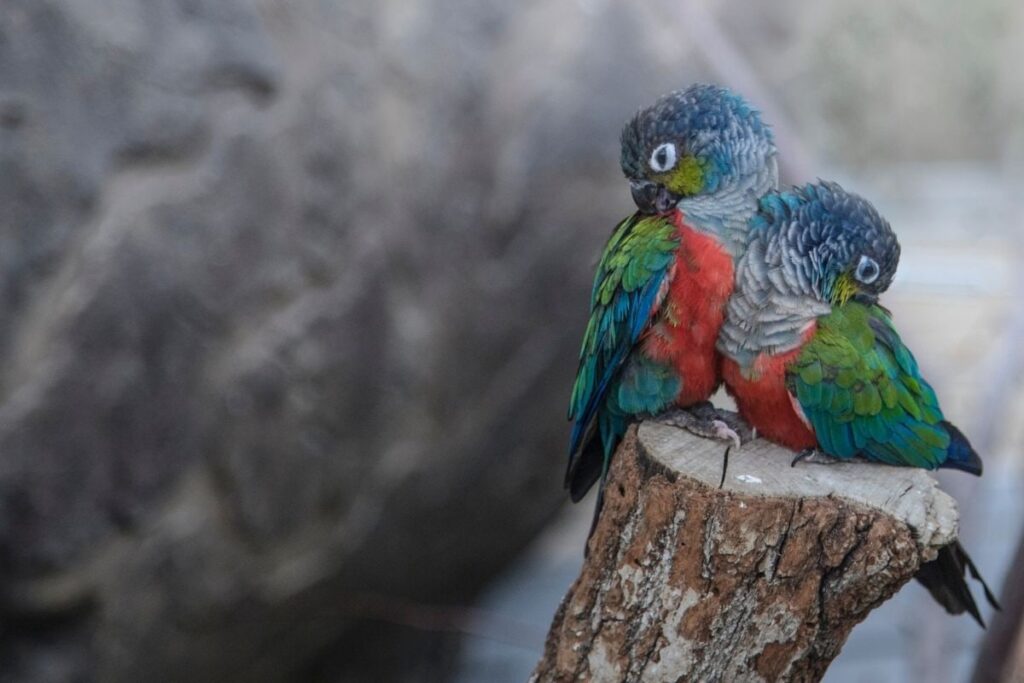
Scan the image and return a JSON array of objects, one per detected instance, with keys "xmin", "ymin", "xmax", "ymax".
[
  {"xmin": 722, "ymin": 326, "xmax": 819, "ymax": 450},
  {"xmin": 641, "ymin": 211, "xmax": 735, "ymax": 407}
]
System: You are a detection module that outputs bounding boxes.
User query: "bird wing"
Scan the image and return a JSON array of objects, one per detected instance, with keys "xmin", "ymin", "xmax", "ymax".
[
  {"xmin": 566, "ymin": 213, "xmax": 679, "ymax": 490},
  {"xmin": 787, "ymin": 302, "xmax": 949, "ymax": 468}
]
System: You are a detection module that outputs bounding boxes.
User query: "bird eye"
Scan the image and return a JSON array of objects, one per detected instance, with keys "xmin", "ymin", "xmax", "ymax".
[
  {"xmin": 649, "ymin": 142, "xmax": 677, "ymax": 172},
  {"xmin": 854, "ymin": 255, "xmax": 880, "ymax": 284}
]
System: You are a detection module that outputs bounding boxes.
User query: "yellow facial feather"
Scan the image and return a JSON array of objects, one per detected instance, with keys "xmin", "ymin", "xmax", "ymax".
[
  {"xmin": 831, "ymin": 273, "xmax": 859, "ymax": 306},
  {"xmin": 652, "ymin": 155, "xmax": 704, "ymax": 197}
]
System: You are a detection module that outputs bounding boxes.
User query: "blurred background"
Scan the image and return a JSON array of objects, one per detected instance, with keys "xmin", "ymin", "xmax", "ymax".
[{"xmin": 0, "ymin": 0, "xmax": 1021, "ymax": 681}]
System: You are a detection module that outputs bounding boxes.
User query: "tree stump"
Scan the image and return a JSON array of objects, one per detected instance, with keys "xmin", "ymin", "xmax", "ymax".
[{"xmin": 532, "ymin": 422, "xmax": 960, "ymax": 683}]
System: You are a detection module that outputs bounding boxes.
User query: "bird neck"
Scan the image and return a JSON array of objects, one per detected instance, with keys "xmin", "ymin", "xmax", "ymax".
[
  {"xmin": 676, "ymin": 154, "xmax": 778, "ymax": 258},
  {"xmin": 716, "ymin": 216, "xmax": 833, "ymax": 370}
]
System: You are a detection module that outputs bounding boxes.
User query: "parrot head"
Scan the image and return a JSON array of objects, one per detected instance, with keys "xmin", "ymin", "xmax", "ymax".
[
  {"xmin": 620, "ymin": 84, "xmax": 776, "ymax": 215},
  {"xmin": 773, "ymin": 181, "xmax": 901, "ymax": 306}
]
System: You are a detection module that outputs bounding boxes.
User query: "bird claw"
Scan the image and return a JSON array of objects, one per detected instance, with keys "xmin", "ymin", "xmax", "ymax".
[
  {"xmin": 709, "ymin": 419, "xmax": 742, "ymax": 450},
  {"xmin": 790, "ymin": 448, "xmax": 843, "ymax": 468},
  {"xmin": 653, "ymin": 404, "xmax": 751, "ymax": 449}
]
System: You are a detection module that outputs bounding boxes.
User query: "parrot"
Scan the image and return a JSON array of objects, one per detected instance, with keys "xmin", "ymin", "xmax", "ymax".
[
  {"xmin": 566, "ymin": 84, "xmax": 778, "ymax": 523},
  {"xmin": 717, "ymin": 180, "xmax": 1000, "ymax": 625}
]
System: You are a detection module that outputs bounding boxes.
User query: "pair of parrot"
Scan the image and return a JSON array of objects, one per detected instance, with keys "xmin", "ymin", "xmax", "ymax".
[{"xmin": 566, "ymin": 84, "xmax": 999, "ymax": 625}]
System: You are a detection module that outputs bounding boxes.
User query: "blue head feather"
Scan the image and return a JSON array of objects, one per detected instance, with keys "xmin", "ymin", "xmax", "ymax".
[
  {"xmin": 753, "ymin": 181, "xmax": 901, "ymax": 301},
  {"xmin": 619, "ymin": 84, "xmax": 776, "ymax": 192}
]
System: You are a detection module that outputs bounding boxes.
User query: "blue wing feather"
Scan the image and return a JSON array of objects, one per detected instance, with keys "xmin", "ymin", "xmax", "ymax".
[{"xmin": 566, "ymin": 214, "xmax": 680, "ymax": 496}]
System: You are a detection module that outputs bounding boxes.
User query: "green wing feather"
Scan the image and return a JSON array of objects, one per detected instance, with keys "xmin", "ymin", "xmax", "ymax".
[
  {"xmin": 567, "ymin": 213, "xmax": 679, "ymax": 492},
  {"xmin": 788, "ymin": 303, "xmax": 949, "ymax": 468}
]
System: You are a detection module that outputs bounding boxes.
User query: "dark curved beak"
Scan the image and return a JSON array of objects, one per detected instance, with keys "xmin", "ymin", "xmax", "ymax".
[
  {"xmin": 853, "ymin": 292, "xmax": 880, "ymax": 306},
  {"xmin": 629, "ymin": 180, "xmax": 680, "ymax": 215}
]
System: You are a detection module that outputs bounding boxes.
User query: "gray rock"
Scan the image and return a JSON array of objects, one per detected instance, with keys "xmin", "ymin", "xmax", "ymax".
[{"xmin": 0, "ymin": 0, "xmax": 681, "ymax": 680}]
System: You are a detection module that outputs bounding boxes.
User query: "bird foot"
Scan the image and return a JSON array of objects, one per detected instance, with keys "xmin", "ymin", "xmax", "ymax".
[
  {"xmin": 790, "ymin": 448, "xmax": 844, "ymax": 468},
  {"xmin": 653, "ymin": 403, "xmax": 752, "ymax": 449}
]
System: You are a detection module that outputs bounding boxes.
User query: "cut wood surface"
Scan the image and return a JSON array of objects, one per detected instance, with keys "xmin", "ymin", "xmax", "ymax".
[{"xmin": 532, "ymin": 422, "xmax": 960, "ymax": 683}]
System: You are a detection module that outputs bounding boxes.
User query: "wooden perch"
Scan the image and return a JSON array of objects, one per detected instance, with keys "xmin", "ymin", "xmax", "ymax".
[{"xmin": 532, "ymin": 422, "xmax": 960, "ymax": 683}]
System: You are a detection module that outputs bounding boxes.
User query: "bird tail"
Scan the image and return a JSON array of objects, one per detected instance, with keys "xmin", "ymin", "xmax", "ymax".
[
  {"xmin": 566, "ymin": 426, "xmax": 606, "ymax": 503},
  {"xmin": 914, "ymin": 540, "xmax": 1001, "ymax": 627},
  {"xmin": 938, "ymin": 420, "xmax": 983, "ymax": 475},
  {"xmin": 583, "ymin": 484, "xmax": 605, "ymax": 558}
]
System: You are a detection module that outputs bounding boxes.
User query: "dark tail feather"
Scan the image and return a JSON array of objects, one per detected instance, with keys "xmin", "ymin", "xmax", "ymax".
[
  {"xmin": 960, "ymin": 543, "xmax": 1002, "ymax": 612},
  {"xmin": 567, "ymin": 425, "xmax": 616, "ymax": 556},
  {"xmin": 914, "ymin": 541, "xmax": 1001, "ymax": 627},
  {"xmin": 938, "ymin": 421, "xmax": 983, "ymax": 475},
  {"xmin": 567, "ymin": 430, "xmax": 606, "ymax": 503},
  {"xmin": 583, "ymin": 484, "xmax": 605, "ymax": 558}
]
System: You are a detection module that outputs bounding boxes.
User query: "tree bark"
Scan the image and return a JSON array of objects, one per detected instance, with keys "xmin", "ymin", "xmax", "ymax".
[{"xmin": 532, "ymin": 422, "xmax": 960, "ymax": 683}]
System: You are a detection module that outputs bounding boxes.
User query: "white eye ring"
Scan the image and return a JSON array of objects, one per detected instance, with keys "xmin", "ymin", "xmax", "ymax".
[
  {"xmin": 855, "ymin": 254, "xmax": 880, "ymax": 284},
  {"xmin": 649, "ymin": 142, "xmax": 677, "ymax": 172}
]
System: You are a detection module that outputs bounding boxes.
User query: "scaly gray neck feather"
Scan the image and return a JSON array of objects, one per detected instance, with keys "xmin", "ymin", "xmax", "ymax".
[
  {"xmin": 716, "ymin": 213, "xmax": 832, "ymax": 371},
  {"xmin": 678, "ymin": 153, "xmax": 778, "ymax": 258}
]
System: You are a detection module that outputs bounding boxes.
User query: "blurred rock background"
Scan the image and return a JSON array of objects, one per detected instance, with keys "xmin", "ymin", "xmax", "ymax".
[{"xmin": 0, "ymin": 0, "xmax": 1021, "ymax": 681}]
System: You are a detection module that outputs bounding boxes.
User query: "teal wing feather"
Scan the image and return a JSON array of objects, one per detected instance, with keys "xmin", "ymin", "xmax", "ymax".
[
  {"xmin": 566, "ymin": 213, "xmax": 679, "ymax": 493},
  {"xmin": 788, "ymin": 303, "xmax": 950, "ymax": 469}
]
